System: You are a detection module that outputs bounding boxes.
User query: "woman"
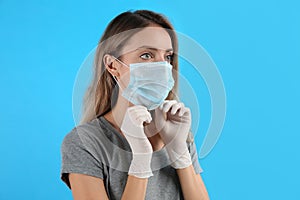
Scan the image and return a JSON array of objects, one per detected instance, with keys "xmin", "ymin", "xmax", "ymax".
[{"xmin": 61, "ymin": 10, "xmax": 210, "ymax": 200}]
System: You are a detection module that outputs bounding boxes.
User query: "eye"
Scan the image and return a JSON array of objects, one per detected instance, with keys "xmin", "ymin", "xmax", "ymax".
[
  {"xmin": 166, "ymin": 54, "xmax": 173, "ymax": 62},
  {"xmin": 140, "ymin": 53, "xmax": 153, "ymax": 60}
]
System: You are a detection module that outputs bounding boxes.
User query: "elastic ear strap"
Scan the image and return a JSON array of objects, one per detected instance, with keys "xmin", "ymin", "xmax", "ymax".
[
  {"xmin": 110, "ymin": 56, "xmax": 129, "ymax": 91},
  {"xmin": 112, "ymin": 56, "xmax": 130, "ymax": 68},
  {"xmin": 112, "ymin": 75, "xmax": 124, "ymax": 91}
]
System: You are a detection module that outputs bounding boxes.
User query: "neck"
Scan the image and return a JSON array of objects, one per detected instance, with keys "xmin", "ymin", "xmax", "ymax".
[
  {"xmin": 103, "ymin": 92, "xmax": 165, "ymax": 152},
  {"xmin": 103, "ymin": 92, "xmax": 129, "ymax": 136}
]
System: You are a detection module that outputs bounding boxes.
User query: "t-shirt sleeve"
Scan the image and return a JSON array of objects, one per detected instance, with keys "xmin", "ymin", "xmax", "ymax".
[
  {"xmin": 60, "ymin": 129, "xmax": 104, "ymax": 189},
  {"xmin": 188, "ymin": 140, "xmax": 204, "ymax": 174}
]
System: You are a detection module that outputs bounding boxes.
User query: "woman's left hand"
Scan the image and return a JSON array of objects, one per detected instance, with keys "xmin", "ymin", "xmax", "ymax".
[
  {"xmin": 151, "ymin": 100, "xmax": 193, "ymax": 169},
  {"xmin": 155, "ymin": 100, "xmax": 191, "ymax": 144}
]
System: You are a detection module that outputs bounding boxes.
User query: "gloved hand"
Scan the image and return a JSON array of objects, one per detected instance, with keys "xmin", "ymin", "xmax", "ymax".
[
  {"xmin": 154, "ymin": 100, "xmax": 193, "ymax": 169},
  {"xmin": 120, "ymin": 105, "xmax": 154, "ymax": 178}
]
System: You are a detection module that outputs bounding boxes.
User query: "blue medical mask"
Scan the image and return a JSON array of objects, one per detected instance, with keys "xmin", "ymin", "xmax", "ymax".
[{"xmin": 113, "ymin": 58, "xmax": 175, "ymax": 110}]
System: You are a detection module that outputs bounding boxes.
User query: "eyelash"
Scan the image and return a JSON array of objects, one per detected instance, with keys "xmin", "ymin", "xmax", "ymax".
[
  {"xmin": 166, "ymin": 54, "xmax": 173, "ymax": 61},
  {"xmin": 140, "ymin": 52, "xmax": 173, "ymax": 62},
  {"xmin": 140, "ymin": 53, "xmax": 153, "ymax": 60}
]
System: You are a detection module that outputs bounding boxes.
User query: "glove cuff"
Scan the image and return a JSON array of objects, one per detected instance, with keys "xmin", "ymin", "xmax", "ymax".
[
  {"xmin": 128, "ymin": 153, "xmax": 153, "ymax": 178},
  {"xmin": 166, "ymin": 144, "xmax": 192, "ymax": 169}
]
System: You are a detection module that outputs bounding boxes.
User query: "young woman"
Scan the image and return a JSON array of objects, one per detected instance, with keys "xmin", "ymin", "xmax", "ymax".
[{"xmin": 61, "ymin": 10, "xmax": 210, "ymax": 200}]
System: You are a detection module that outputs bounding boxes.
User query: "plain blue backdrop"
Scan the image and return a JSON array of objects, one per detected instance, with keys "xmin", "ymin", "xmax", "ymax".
[{"xmin": 1, "ymin": 0, "xmax": 299, "ymax": 199}]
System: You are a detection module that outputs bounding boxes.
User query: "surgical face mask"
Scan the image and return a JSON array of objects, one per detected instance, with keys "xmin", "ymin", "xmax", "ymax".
[{"xmin": 113, "ymin": 58, "xmax": 175, "ymax": 110}]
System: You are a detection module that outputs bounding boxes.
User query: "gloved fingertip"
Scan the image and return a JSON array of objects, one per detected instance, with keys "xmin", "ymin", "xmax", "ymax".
[
  {"xmin": 171, "ymin": 109, "xmax": 176, "ymax": 115},
  {"xmin": 159, "ymin": 104, "xmax": 163, "ymax": 110}
]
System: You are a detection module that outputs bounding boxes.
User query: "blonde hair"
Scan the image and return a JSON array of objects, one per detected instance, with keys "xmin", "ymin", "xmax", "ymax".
[{"xmin": 79, "ymin": 10, "xmax": 194, "ymax": 143}]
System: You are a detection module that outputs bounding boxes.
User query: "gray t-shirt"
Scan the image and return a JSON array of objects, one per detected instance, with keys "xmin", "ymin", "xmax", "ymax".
[{"xmin": 61, "ymin": 116, "xmax": 203, "ymax": 200}]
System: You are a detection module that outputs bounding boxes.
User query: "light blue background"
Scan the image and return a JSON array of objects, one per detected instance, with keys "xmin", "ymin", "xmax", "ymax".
[{"xmin": 1, "ymin": 0, "xmax": 299, "ymax": 199}]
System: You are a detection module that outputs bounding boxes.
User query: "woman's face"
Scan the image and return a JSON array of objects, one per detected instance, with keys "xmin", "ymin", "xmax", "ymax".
[
  {"xmin": 111, "ymin": 26, "xmax": 174, "ymax": 94},
  {"xmin": 116, "ymin": 26, "xmax": 173, "ymax": 76}
]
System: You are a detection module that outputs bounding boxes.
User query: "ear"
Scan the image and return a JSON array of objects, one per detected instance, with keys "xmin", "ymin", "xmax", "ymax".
[{"xmin": 103, "ymin": 54, "xmax": 120, "ymax": 77}]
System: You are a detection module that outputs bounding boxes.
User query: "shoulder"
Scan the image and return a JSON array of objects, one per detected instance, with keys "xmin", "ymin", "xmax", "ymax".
[
  {"xmin": 64, "ymin": 118, "xmax": 105, "ymax": 140},
  {"xmin": 60, "ymin": 119, "xmax": 107, "ymax": 189},
  {"xmin": 60, "ymin": 118, "xmax": 109, "ymax": 171},
  {"xmin": 61, "ymin": 118, "xmax": 105, "ymax": 152}
]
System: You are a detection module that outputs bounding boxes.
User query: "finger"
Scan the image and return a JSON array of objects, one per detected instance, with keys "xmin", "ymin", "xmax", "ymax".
[
  {"xmin": 159, "ymin": 100, "xmax": 168, "ymax": 110},
  {"xmin": 178, "ymin": 107, "xmax": 187, "ymax": 117},
  {"xmin": 145, "ymin": 111, "xmax": 152, "ymax": 123},
  {"xmin": 131, "ymin": 106, "xmax": 151, "ymax": 117},
  {"xmin": 135, "ymin": 112, "xmax": 152, "ymax": 124},
  {"xmin": 162, "ymin": 100, "xmax": 178, "ymax": 113},
  {"xmin": 159, "ymin": 100, "xmax": 176, "ymax": 110},
  {"xmin": 130, "ymin": 105, "xmax": 148, "ymax": 112},
  {"xmin": 179, "ymin": 107, "xmax": 190, "ymax": 117},
  {"xmin": 130, "ymin": 106, "xmax": 148, "ymax": 116},
  {"xmin": 170, "ymin": 102, "xmax": 184, "ymax": 115}
]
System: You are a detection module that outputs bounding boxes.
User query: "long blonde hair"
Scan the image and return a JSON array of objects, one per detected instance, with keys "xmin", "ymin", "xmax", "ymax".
[{"xmin": 79, "ymin": 10, "xmax": 193, "ymax": 142}]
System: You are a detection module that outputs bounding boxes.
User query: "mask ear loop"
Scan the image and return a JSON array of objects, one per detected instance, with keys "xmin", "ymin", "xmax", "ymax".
[{"xmin": 111, "ymin": 56, "xmax": 130, "ymax": 92}]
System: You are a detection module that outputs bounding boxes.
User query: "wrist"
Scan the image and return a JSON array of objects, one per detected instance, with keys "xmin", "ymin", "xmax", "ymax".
[
  {"xmin": 129, "ymin": 153, "xmax": 153, "ymax": 178},
  {"xmin": 165, "ymin": 143, "xmax": 192, "ymax": 169}
]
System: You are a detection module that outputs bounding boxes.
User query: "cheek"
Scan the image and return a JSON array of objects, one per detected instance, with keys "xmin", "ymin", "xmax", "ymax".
[{"xmin": 119, "ymin": 67, "xmax": 130, "ymax": 88}]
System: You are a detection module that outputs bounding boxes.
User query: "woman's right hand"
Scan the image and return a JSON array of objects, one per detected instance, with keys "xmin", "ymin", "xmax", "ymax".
[{"xmin": 121, "ymin": 105, "xmax": 154, "ymax": 178}]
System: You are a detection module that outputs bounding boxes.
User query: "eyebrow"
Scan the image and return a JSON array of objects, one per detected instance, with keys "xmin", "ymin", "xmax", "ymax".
[{"xmin": 136, "ymin": 46, "xmax": 173, "ymax": 52}]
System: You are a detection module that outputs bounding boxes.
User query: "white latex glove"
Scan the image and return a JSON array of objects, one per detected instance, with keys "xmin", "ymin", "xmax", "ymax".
[
  {"xmin": 120, "ymin": 105, "xmax": 154, "ymax": 178},
  {"xmin": 155, "ymin": 100, "xmax": 193, "ymax": 169}
]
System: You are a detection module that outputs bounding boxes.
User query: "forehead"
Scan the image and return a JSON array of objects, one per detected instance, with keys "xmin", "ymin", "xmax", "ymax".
[{"xmin": 121, "ymin": 27, "xmax": 173, "ymax": 54}]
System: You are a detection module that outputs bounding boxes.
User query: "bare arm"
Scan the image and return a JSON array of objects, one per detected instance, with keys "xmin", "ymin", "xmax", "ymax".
[
  {"xmin": 121, "ymin": 175, "xmax": 148, "ymax": 200},
  {"xmin": 69, "ymin": 173, "xmax": 149, "ymax": 200},
  {"xmin": 69, "ymin": 173, "xmax": 109, "ymax": 200},
  {"xmin": 176, "ymin": 165, "xmax": 210, "ymax": 200}
]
